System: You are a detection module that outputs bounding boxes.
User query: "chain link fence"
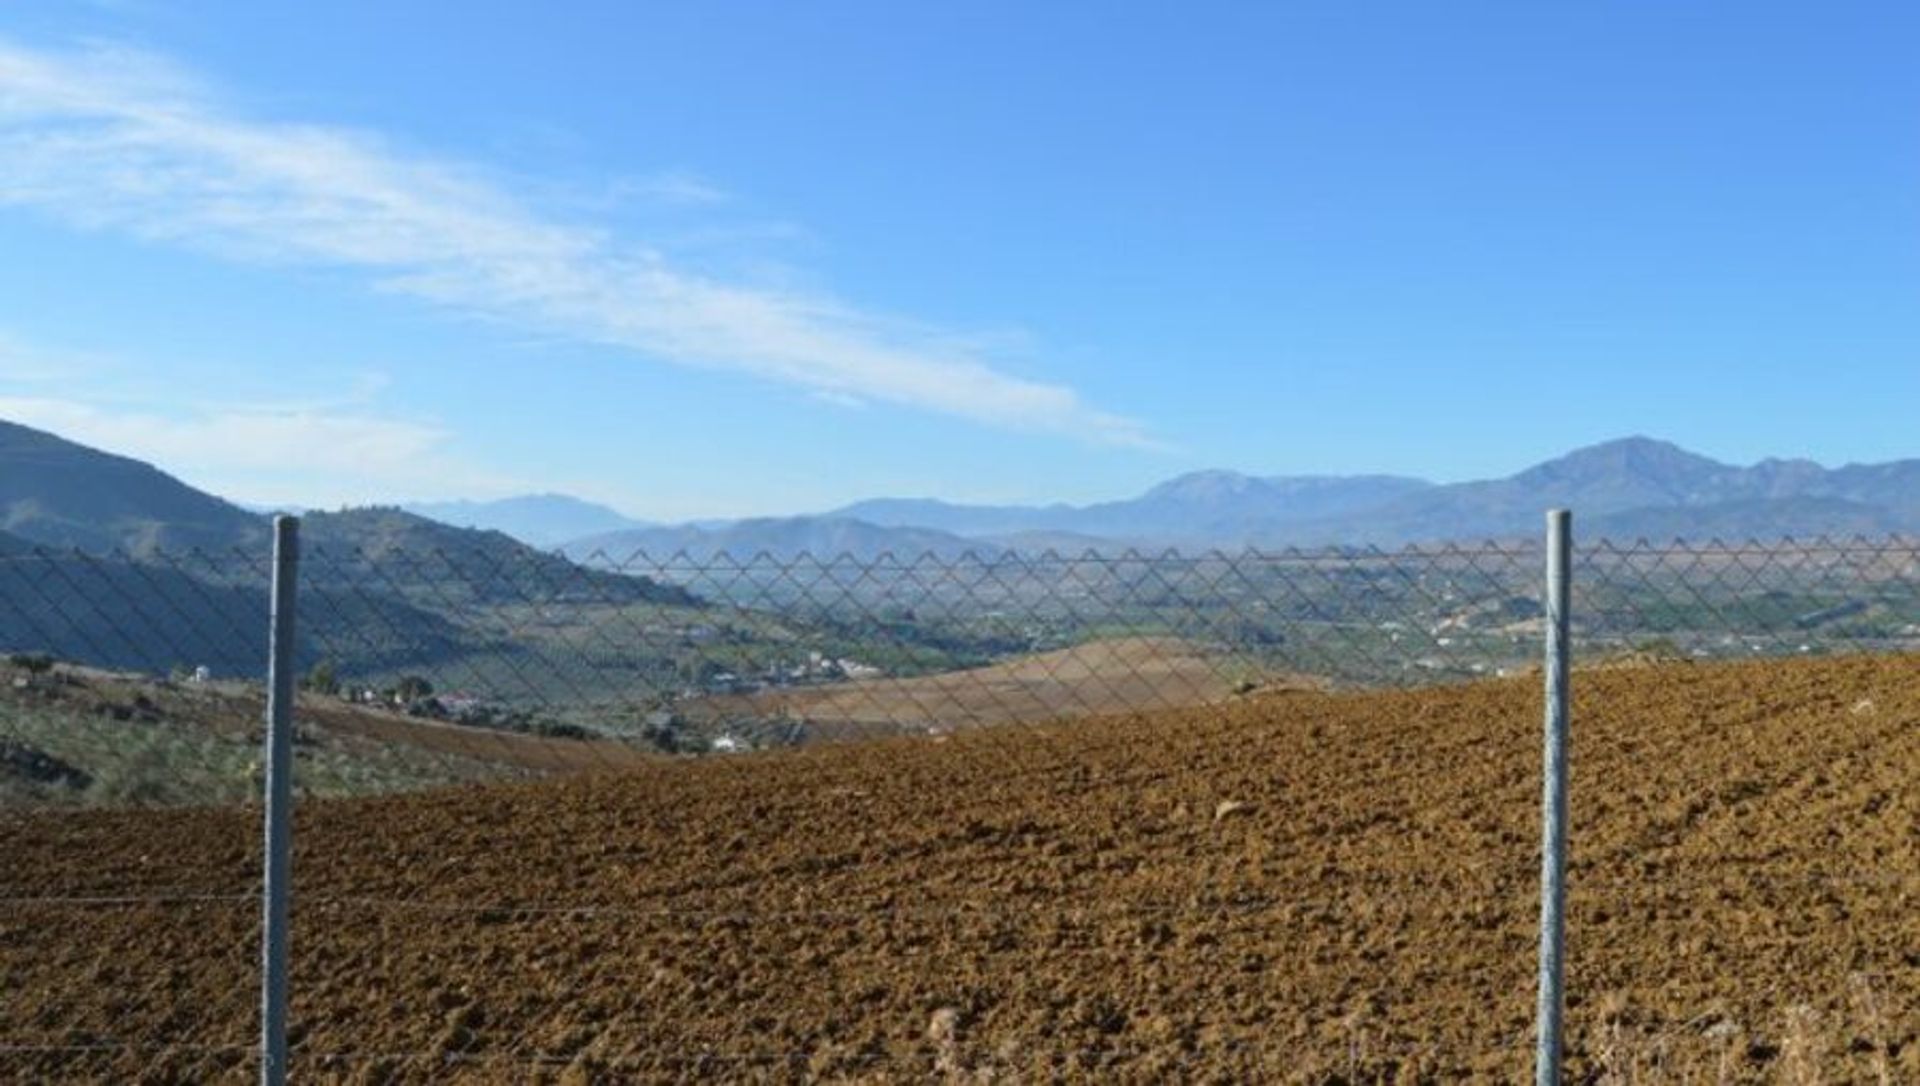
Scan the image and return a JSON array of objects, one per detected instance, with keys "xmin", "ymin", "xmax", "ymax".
[{"xmin": 4, "ymin": 526, "xmax": 1920, "ymax": 1079}]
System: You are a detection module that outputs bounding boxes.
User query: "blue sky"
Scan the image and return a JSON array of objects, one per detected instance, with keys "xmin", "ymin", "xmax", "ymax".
[{"xmin": 0, "ymin": 2, "xmax": 1916, "ymax": 519}]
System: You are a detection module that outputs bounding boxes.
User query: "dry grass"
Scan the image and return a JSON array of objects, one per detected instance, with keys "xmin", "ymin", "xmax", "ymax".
[{"xmin": 1582, "ymin": 982, "xmax": 1912, "ymax": 1085}]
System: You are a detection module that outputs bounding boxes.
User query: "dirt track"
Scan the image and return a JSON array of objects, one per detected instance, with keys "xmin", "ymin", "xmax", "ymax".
[{"xmin": 7, "ymin": 654, "xmax": 1920, "ymax": 1082}]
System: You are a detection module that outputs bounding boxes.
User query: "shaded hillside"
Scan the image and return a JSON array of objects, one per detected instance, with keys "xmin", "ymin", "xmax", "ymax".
[
  {"xmin": 0, "ymin": 420, "xmax": 264, "ymax": 554},
  {"xmin": 0, "ymin": 545, "xmax": 269, "ymax": 676},
  {"xmin": 0, "ymin": 542, "xmax": 476, "ymax": 680}
]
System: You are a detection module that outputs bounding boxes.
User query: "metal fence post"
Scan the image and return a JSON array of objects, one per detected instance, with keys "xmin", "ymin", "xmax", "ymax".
[
  {"xmin": 1535, "ymin": 509, "xmax": 1573, "ymax": 1084},
  {"xmin": 261, "ymin": 515, "xmax": 299, "ymax": 1086}
]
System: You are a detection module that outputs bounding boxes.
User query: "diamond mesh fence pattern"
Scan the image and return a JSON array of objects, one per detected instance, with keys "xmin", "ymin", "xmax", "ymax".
[
  {"xmin": 4, "ymin": 533, "xmax": 1920, "ymax": 1079},
  {"xmin": 2, "ymin": 536, "xmax": 1917, "ymax": 828},
  {"xmin": 6, "ymin": 538, "xmax": 1915, "ymax": 803}
]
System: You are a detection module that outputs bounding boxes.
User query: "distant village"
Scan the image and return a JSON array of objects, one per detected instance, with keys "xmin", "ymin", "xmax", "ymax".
[{"xmin": 691, "ymin": 650, "xmax": 885, "ymax": 697}]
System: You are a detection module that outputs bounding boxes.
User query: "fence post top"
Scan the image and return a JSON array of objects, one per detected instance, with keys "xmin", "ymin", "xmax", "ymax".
[{"xmin": 271, "ymin": 514, "xmax": 301, "ymax": 559}]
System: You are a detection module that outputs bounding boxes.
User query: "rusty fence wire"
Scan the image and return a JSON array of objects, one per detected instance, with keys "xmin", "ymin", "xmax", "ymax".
[{"xmin": 2, "ymin": 531, "xmax": 1920, "ymax": 1079}]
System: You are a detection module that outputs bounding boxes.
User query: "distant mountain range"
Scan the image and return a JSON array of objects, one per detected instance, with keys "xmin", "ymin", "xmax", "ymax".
[
  {"xmin": 7, "ymin": 415, "xmax": 1920, "ymax": 562},
  {"xmin": 821, "ymin": 437, "xmax": 1920, "ymax": 550},
  {"xmin": 832, "ymin": 473, "xmax": 1438, "ymax": 547},
  {"xmin": 403, "ymin": 495, "xmax": 650, "ymax": 548},
  {"xmin": 564, "ymin": 516, "xmax": 1002, "ymax": 564},
  {"xmin": 541, "ymin": 437, "xmax": 1920, "ymax": 558},
  {"xmin": 1295, "ymin": 438, "xmax": 1920, "ymax": 545},
  {"xmin": 833, "ymin": 473, "xmax": 1435, "ymax": 544}
]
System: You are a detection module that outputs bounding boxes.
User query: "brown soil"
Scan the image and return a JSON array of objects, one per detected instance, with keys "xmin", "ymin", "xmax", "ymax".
[
  {"xmin": 298, "ymin": 701, "xmax": 650, "ymax": 776},
  {"xmin": 7, "ymin": 654, "xmax": 1920, "ymax": 1082}
]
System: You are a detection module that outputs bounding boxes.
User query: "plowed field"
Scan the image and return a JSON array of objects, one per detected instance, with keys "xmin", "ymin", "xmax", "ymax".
[{"xmin": 7, "ymin": 654, "xmax": 1920, "ymax": 1082}]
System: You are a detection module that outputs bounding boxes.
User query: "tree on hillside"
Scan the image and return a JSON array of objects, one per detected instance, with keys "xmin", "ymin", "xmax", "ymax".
[{"xmin": 302, "ymin": 659, "xmax": 339, "ymax": 696}]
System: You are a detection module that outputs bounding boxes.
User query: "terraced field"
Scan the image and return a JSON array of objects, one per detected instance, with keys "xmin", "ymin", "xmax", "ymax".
[{"xmin": 7, "ymin": 654, "xmax": 1920, "ymax": 1082}]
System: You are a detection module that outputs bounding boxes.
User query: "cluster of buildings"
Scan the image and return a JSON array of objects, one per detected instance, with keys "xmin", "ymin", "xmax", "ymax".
[{"xmin": 693, "ymin": 651, "xmax": 883, "ymax": 697}]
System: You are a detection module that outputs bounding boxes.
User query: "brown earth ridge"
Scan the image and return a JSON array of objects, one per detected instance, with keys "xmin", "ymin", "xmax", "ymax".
[{"xmin": 7, "ymin": 654, "xmax": 1920, "ymax": 1082}]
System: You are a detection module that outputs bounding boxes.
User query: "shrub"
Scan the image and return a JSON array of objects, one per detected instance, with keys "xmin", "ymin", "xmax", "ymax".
[
  {"xmin": 302, "ymin": 659, "xmax": 340, "ymax": 696},
  {"xmin": 8, "ymin": 652, "xmax": 56, "ymax": 674},
  {"xmin": 395, "ymin": 675, "xmax": 435, "ymax": 702}
]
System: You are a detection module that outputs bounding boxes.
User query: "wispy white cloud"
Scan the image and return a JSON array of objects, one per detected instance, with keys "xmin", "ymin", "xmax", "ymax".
[
  {"xmin": 0, "ymin": 326, "xmax": 513, "ymax": 506},
  {"xmin": 0, "ymin": 390, "xmax": 516, "ymax": 506},
  {"xmin": 0, "ymin": 394, "xmax": 442, "ymax": 471},
  {"xmin": 808, "ymin": 388, "xmax": 868, "ymax": 410},
  {"xmin": 0, "ymin": 38, "xmax": 1152, "ymax": 446}
]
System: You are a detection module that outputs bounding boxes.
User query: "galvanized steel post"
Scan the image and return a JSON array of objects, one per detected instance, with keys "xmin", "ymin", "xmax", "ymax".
[
  {"xmin": 261, "ymin": 515, "xmax": 299, "ymax": 1086},
  {"xmin": 1535, "ymin": 509, "xmax": 1572, "ymax": 1084}
]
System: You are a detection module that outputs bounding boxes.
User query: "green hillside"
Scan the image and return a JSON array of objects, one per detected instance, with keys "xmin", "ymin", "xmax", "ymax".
[{"xmin": 0, "ymin": 420, "xmax": 266, "ymax": 554}]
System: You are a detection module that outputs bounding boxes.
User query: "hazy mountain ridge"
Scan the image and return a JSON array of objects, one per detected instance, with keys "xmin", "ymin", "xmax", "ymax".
[
  {"xmin": 565, "ymin": 516, "xmax": 1007, "ymax": 563},
  {"xmin": 6, "ymin": 416, "xmax": 1920, "ymax": 561},
  {"xmin": 1295, "ymin": 438, "xmax": 1920, "ymax": 545},
  {"xmin": 404, "ymin": 494, "xmax": 650, "ymax": 548},
  {"xmin": 833, "ymin": 473, "xmax": 1435, "ymax": 543},
  {"xmin": 549, "ymin": 438, "xmax": 1920, "ymax": 554},
  {"xmin": 828, "ymin": 438, "xmax": 1920, "ymax": 548}
]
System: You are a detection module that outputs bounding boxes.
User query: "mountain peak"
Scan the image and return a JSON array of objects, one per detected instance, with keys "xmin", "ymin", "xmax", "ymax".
[
  {"xmin": 1143, "ymin": 470, "xmax": 1266, "ymax": 503},
  {"xmin": 1563, "ymin": 435, "xmax": 1705, "ymax": 463},
  {"xmin": 1516, "ymin": 437, "xmax": 1728, "ymax": 489}
]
